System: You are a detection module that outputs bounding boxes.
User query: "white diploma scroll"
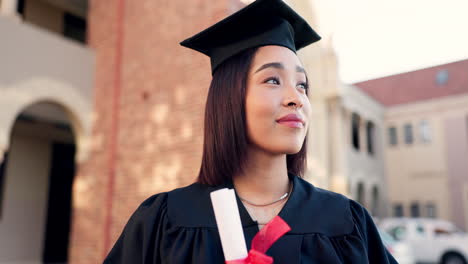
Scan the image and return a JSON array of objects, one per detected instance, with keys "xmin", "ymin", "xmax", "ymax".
[{"xmin": 210, "ymin": 188, "xmax": 248, "ymax": 261}]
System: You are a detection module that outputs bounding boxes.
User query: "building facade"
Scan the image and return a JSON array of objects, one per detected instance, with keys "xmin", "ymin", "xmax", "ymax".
[{"xmin": 356, "ymin": 59, "xmax": 468, "ymax": 231}]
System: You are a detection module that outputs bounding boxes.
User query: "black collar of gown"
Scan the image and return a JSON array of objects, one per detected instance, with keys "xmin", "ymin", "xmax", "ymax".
[{"xmin": 167, "ymin": 173, "xmax": 354, "ymax": 236}]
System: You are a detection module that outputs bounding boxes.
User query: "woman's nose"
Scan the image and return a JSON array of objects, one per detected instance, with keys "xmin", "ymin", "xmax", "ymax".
[
  {"xmin": 287, "ymin": 101, "xmax": 300, "ymax": 109},
  {"xmin": 282, "ymin": 85, "xmax": 303, "ymax": 109}
]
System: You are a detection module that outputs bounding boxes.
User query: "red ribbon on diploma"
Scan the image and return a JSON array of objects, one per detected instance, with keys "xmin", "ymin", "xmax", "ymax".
[{"xmin": 226, "ymin": 216, "xmax": 291, "ymax": 264}]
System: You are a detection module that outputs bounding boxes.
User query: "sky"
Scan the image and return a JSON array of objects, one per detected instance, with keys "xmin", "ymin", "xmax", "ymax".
[{"xmin": 331, "ymin": 0, "xmax": 468, "ymax": 84}]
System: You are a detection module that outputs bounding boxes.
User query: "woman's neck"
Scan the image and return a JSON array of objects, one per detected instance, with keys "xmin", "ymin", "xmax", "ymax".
[{"xmin": 233, "ymin": 147, "xmax": 290, "ymax": 204}]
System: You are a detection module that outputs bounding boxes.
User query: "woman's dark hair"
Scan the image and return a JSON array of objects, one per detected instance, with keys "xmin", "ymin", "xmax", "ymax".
[{"xmin": 197, "ymin": 47, "xmax": 308, "ymax": 186}]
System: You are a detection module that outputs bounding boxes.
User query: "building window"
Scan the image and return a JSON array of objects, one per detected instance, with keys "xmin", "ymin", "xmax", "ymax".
[
  {"xmin": 410, "ymin": 202, "xmax": 420, "ymax": 217},
  {"xmin": 393, "ymin": 203, "xmax": 404, "ymax": 217},
  {"xmin": 426, "ymin": 203, "xmax": 437, "ymax": 218},
  {"xmin": 388, "ymin": 126, "xmax": 397, "ymax": 146},
  {"xmin": 371, "ymin": 186, "xmax": 379, "ymax": 216},
  {"xmin": 366, "ymin": 122, "xmax": 375, "ymax": 155},
  {"xmin": 419, "ymin": 120, "xmax": 431, "ymax": 143},
  {"xmin": 356, "ymin": 182, "xmax": 365, "ymax": 207},
  {"xmin": 63, "ymin": 12, "xmax": 87, "ymax": 43},
  {"xmin": 352, "ymin": 113, "xmax": 361, "ymax": 151},
  {"xmin": 404, "ymin": 123, "xmax": 413, "ymax": 145},
  {"xmin": 0, "ymin": 152, "xmax": 9, "ymax": 220},
  {"xmin": 18, "ymin": 0, "xmax": 88, "ymax": 44}
]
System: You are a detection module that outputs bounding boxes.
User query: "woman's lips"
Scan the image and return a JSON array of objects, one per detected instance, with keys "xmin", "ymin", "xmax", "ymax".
[
  {"xmin": 277, "ymin": 120, "xmax": 304, "ymax": 128},
  {"xmin": 276, "ymin": 113, "xmax": 305, "ymax": 128}
]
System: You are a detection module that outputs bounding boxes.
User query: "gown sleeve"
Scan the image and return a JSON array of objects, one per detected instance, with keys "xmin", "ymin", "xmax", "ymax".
[
  {"xmin": 103, "ymin": 193, "xmax": 168, "ymax": 264},
  {"xmin": 349, "ymin": 200, "xmax": 398, "ymax": 264}
]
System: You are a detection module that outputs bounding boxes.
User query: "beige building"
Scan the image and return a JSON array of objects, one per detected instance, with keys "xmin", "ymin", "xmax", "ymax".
[
  {"xmin": 305, "ymin": 78, "xmax": 389, "ymax": 216},
  {"xmin": 342, "ymin": 83, "xmax": 388, "ymax": 216},
  {"xmin": 356, "ymin": 59, "xmax": 468, "ymax": 230}
]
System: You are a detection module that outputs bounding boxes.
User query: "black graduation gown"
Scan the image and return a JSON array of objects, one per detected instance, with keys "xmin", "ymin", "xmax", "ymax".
[{"xmin": 104, "ymin": 175, "xmax": 398, "ymax": 263}]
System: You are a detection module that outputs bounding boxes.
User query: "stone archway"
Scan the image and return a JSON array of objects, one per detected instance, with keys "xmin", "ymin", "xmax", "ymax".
[
  {"xmin": 0, "ymin": 100, "xmax": 85, "ymax": 263},
  {"xmin": 0, "ymin": 78, "xmax": 93, "ymax": 165}
]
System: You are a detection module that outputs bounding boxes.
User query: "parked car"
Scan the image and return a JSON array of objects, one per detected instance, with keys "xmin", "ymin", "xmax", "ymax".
[
  {"xmin": 379, "ymin": 218, "xmax": 468, "ymax": 264},
  {"xmin": 379, "ymin": 228, "xmax": 415, "ymax": 264}
]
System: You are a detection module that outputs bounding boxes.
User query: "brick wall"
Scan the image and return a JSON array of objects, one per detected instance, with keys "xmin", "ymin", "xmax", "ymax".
[{"xmin": 69, "ymin": 0, "xmax": 235, "ymax": 263}]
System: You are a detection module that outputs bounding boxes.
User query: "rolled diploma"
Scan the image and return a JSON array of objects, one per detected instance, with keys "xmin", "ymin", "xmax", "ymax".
[{"xmin": 210, "ymin": 188, "xmax": 248, "ymax": 261}]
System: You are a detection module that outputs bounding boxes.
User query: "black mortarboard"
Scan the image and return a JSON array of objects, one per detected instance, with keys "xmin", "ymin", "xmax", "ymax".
[{"xmin": 180, "ymin": 0, "xmax": 321, "ymax": 74}]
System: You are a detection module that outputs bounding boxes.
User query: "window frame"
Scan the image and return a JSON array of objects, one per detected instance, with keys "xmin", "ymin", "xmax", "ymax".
[
  {"xmin": 393, "ymin": 203, "xmax": 404, "ymax": 217},
  {"xmin": 410, "ymin": 202, "xmax": 420, "ymax": 217},
  {"xmin": 388, "ymin": 126, "xmax": 398, "ymax": 146},
  {"xmin": 404, "ymin": 123, "xmax": 414, "ymax": 145},
  {"xmin": 351, "ymin": 113, "xmax": 361, "ymax": 151},
  {"xmin": 366, "ymin": 121, "xmax": 375, "ymax": 155},
  {"xmin": 419, "ymin": 120, "xmax": 431, "ymax": 143}
]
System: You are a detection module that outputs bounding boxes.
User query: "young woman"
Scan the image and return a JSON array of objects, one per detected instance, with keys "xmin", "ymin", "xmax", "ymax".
[{"xmin": 104, "ymin": 0, "xmax": 397, "ymax": 263}]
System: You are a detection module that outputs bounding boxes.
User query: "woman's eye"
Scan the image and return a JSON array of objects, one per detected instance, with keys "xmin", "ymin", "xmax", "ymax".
[
  {"xmin": 265, "ymin": 77, "xmax": 280, "ymax": 85},
  {"xmin": 297, "ymin": 82, "xmax": 309, "ymax": 90}
]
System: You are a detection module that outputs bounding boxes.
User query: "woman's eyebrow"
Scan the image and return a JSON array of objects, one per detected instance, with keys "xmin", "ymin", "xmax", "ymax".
[
  {"xmin": 254, "ymin": 62, "xmax": 284, "ymax": 73},
  {"xmin": 254, "ymin": 62, "xmax": 306, "ymax": 75}
]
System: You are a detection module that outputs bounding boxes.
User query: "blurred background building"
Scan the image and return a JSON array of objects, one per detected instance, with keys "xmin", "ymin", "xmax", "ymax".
[
  {"xmin": 355, "ymin": 59, "xmax": 468, "ymax": 231},
  {"xmin": 0, "ymin": 0, "xmax": 466, "ymax": 263}
]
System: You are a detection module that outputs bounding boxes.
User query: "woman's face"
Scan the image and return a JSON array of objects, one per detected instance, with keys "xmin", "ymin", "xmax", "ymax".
[{"xmin": 245, "ymin": 45, "xmax": 311, "ymax": 155}]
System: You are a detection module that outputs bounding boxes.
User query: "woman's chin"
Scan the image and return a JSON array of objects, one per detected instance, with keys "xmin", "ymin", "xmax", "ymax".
[
  {"xmin": 274, "ymin": 145, "xmax": 303, "ymax": 155},
  {"xmin": 250, "ymin": 139, "xmax": 304, "ymax": 155},
  {"xmin": 284, "ymin": 148, "xmax": 302, "ymax": 155}
]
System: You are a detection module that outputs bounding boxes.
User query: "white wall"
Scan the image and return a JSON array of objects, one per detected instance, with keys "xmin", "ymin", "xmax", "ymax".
[
  {"xmin": 0, "ymin": 130, "xmax": 52, "ymax": 263},
  {"xmin": 0, "ymin": 14, "xmax": 94, "ymax": 163},
  {"xmin": 342, "ymin": 84, "xmax": 388, "ymax": 216}
]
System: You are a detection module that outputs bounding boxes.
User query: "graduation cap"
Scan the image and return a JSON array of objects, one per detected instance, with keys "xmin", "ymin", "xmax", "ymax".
[{"xmin": 180, "ymin": 0, "xmax": 321, "ymax": 74}]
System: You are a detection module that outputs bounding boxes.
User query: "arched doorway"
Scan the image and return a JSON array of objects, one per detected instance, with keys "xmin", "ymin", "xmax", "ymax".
[{"xmin": 0, "ymin": 101, "xmax": 76, "ymax": 263}]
